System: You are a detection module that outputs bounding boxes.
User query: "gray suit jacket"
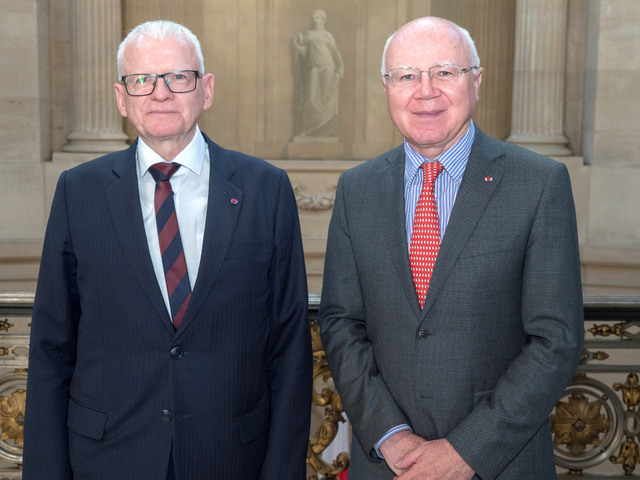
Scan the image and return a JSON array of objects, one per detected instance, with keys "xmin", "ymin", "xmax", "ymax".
[{"xmin": 319, "ymin": 128, "xmax": 584, "ymax": 479}]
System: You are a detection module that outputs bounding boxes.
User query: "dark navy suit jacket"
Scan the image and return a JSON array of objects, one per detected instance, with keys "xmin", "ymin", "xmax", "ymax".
[{"xmin": 23, "ymin": 133, "xmax": 312, "ymax": 479}]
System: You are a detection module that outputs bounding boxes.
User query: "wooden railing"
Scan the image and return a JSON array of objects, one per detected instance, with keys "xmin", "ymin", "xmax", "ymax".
[{"xmin": 1, "ymin": 294, "xmax": 639, "ymax": 479}]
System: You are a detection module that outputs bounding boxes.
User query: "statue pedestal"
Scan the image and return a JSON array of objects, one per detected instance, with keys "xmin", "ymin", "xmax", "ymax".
[{"xmin": 287, "ymin": 138, "xmax": 344, "ymax": 159}]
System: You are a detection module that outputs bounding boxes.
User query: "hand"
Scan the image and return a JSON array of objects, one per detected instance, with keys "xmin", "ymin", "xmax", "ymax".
[
  {"xmin": 394, "ymin": 438, "xmax": 475, "ymax": 480},
  {"xmin": 379, "ymin": 430, "xmax": 427, "ymax": 475}
]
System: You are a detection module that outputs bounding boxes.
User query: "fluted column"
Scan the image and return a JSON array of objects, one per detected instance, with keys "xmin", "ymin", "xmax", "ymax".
[
  {"xmin": 62, "ymin": 0, "xmax": 128, "ymax": 153},
  {"xmin": 507, "ymin": 0, "xmax": 572, "ymax": 156}
]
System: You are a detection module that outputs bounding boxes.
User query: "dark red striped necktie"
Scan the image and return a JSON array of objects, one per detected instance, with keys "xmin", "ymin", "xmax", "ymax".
[{"xmin": 148, "ymin": 162, "xmax": 191, "ymax": 330}]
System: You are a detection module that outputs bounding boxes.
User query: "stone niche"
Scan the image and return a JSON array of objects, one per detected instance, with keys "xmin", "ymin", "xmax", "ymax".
[
  {"xmin": 119, "ymin": 0, "xmax": 518, "ymax": 294},
  {"xmin": 122, "ymin": 0, "xmax": 517, "ymax": 160}
]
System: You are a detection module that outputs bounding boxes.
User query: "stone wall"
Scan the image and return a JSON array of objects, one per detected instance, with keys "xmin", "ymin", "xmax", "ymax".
[{"xmin": 1, "ymin": 0, "xmax": 640, "ymax": 295}]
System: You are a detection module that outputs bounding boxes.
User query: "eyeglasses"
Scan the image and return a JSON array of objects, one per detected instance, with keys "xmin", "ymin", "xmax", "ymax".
[
  {"xmin": 383, "ymin": 64, "xmax": 478, "ymax": 88},
  {"xmin": 121, "ymin": 70, "xmax": 202, "ymax": 96}
]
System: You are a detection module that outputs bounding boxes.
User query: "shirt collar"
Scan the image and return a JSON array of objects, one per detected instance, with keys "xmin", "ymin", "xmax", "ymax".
[
  {"xmin": 404, "ymin": 121, "xmax": 475, "ymax": 187},
  {"xmin": 137, "ymin": 125, "xmax": 206, "ymax": 177}
]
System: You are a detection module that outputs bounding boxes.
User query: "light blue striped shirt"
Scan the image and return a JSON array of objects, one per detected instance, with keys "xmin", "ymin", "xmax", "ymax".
[
  {"xmin": 374, "ymin": 122, "xmax": 475, "ymax": 458},
  {"xmin": 404, "ymin": 121, "xmax": 475, "ymax": 249}
]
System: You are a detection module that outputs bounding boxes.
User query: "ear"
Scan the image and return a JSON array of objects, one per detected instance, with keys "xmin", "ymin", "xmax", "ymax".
[
  {"xmin": 472, "ymin": 68, "xmax": 483, "ymax": 101},
  {"xmin": 381, "ymin": 76, "xmax": 390, "ymax": 93},
  {"xmin": 114, "ymin": 83, "xmax": 129, "ymax": 118},
  {"xmin": 202, "ymin": 74, "xmax": 215, "ymax": 111}
]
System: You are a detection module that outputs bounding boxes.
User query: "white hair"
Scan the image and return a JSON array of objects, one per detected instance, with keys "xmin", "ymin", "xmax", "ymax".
[
  {"xmin": 380, "ymin": 18, "xmax": 480, "ymax": 77},
  {"xmin": 116, "ymin": 20, "xmax": 205, "ymax": 79}
]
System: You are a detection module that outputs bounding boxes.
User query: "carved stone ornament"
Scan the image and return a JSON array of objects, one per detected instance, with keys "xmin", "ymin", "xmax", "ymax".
[{"xmin": 294, "ymin": 185, "xmax": 336, "ymax": 211}]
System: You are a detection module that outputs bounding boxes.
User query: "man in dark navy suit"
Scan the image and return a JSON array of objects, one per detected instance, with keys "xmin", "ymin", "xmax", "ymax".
[{"xmin": 23, "ymin": 20, "xmax": 311, "ymax": 480}]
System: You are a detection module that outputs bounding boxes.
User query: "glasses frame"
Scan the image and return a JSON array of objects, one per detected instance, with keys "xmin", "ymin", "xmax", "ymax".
[
  {"xmin": 383, "ymin": 63, "xmax": 479, "ymax": 87},
  {"xmin": 121, "ymin": 70, "xmax": 203, "ymax": 96}
]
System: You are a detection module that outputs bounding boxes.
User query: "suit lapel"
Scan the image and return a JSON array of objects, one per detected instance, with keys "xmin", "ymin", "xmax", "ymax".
[
  {"xmin": 377, "ymin": 147, "xmax": 424, "ymax": 320},
  {"xmin": 421, "ymin": 129, "xmax": 505, "ymax": 317},
  {"xmin": 174, "ymin": 135, "xmax": 242, "ymax": 336},
  {"xmin": 104, "ymin": 142, "xmax": 173, "ymax": 331}
]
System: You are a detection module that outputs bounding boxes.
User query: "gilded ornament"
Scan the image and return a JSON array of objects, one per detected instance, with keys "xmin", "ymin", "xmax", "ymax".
[
  {"xmin": 589, "ymin": 321, "xmax": 640, "ymax": 341},
  {"xmin": 0, "ymin": 389, "xmax": 26, "ymax": 448},
  {"xmin": 307, "ymin": 322, "xmax": 349, "ymax": 479},
  {"xmin": 551, "ymin": 392, "xmax": 608, "ymax": 455},
  {"xmin": 610, "ymin": 437, "xmax": 640, "ymax": 475},
  {"xmin": 581, "ymin": 349, "xmax": 609, "ymax": 364},
  {"xmin": 613, "ymin": 373, "xmax": 640, "ymax": 411}
]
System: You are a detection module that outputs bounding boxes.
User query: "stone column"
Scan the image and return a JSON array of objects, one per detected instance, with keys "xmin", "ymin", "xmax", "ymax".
[
  {"xmin": 62, "ymin": 0, "xmax": 128, "ymax": 153},
  {"xmin": 506, "ymin": 0, "xmax": 572, "ymax": 156}
]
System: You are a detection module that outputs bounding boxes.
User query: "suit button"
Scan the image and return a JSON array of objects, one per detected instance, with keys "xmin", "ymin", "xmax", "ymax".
[
  {"xmin": 170, "ymin": 346, "xmax": 183, "ymax": 359},
  {"xmin": 417, "ymin": 329, "xmax": 428, "ymax": 339},
  {"xmin": 161, "ymin": 410, "xmax": 172, "ymax": 422}
]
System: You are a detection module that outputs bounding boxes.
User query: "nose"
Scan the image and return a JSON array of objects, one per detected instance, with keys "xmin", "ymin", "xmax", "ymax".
[
  {"xmin": 151, "ymin": 77, "xmax": 174, "ymax": 99},
  {"xmin": 415, "ymin": 72, "xmax": 437, "ymax": 98}
]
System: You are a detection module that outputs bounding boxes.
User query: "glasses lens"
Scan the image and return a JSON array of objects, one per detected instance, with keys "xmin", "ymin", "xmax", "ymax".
[
  {"xmin": 388, "ymin": 68, "xmax": 420, "ymax": 86},
  {"xmin": 125, "ymin": 74, "xmax": 156, "ymax": 95},
  {"xmin": 429, "ymin": 65, "xmax": 462, "ymax": 82},
  {"xmin": 165, "ymin": 71, "xmax": 197, "ymax": 93}
]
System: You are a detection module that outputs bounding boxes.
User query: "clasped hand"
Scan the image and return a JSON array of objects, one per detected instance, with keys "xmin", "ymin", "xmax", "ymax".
[{"xmin": 379, "ymin": 430, "xmax": 475, "ymax": 480}]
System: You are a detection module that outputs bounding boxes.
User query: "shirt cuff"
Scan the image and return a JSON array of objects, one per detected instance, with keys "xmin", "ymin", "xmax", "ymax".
[{"xmin": 374, "ymin": 424, "xmax": 413, "ymax": 459}]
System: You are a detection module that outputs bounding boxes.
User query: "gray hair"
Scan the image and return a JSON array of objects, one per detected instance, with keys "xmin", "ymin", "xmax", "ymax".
[
  {"xmin": 117, "ymin": 20, "xmax": 205, "ymax": 79},
  {"xmin": 380, "ymin": 18, "xmax": 480, "ymax": 77}
]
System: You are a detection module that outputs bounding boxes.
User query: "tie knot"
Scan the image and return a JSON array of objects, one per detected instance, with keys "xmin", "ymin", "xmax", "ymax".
[
  {"xmin": 149, "ymin": 162, "xmax": 181, "ymax": 182},
  {"xmin": 422, "ymin": 161, "xmax": 444, "ymax": 185}
]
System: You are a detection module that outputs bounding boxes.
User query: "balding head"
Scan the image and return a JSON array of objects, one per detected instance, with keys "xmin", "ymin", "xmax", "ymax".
[{"xmin": 381, "ymin": 17, "xmax": 479, "ymax": 77}]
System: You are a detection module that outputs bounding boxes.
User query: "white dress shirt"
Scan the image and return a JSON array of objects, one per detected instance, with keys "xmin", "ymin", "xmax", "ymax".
[{"xmin": 136, "ymin": 126, "xmax": 210, "ymax": 318}]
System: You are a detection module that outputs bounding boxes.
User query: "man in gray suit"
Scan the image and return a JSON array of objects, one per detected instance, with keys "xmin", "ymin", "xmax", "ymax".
[{"xmin": 319, "ymin": 17, "xmax": 583, "ymax": 480}]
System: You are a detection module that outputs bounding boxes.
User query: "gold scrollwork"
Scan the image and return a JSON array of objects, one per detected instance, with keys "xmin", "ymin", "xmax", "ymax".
[
  {"xmin": 613, "ymin": 372, "xmax": 640, "ymax": 410},
  {"xmin": 589, "ymin": 321, "xmax": 640, "ymax": 341},
  {"xmin": 552, "ymin": 373, "xmax": 628, "ymax": 475},
  {"xmin": 610, "ymin": 373, "xmax": 640, "ymax": 474},
  {"xmin": 580, "ymin": 349, "xmax": 609, "ymax": 364},
  {"xmin": 0, "ymin": 389, "xmax": 25, "ymax": 448},
  {"xmin": 307, "ymin": 322, "xmax": 349, "ymax": 479},
  {"xmin": 610, "ymin": 437, "xmax": 640, "ymax": 475},
  {"xmin": 0, "ymin": 320, "xmax": 13, "ymax": 333},
  {"xmin": 551, "ymin": 391, "xmax": 609, "ymax": 455}
]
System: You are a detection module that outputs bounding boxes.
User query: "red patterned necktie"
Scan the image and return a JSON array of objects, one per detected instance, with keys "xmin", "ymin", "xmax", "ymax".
[
  {"xmin": 148, "ymin": 162, "xmax": 191, "ymax": 330},
  {"xmin": 409, "ymin": 161, "xmax": 444, "ymax": 309}
]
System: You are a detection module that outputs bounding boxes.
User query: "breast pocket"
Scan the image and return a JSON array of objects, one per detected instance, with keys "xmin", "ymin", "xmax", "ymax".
[
  {"xmin": 449, "ymin": 234, "xmax": 522, "ymax": 299},
  {"xmin": 225, "ymin": 240, "xmax": 271, "ymax": 260},
  {"xmin": 458, "ymin": 234, "xmax": 519, "ymax": 259}
]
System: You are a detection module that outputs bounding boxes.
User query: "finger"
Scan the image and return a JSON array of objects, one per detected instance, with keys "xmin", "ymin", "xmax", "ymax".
[{"xmin": 394, "ymin": 448, "xmax": 421, "ymax": 470}]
